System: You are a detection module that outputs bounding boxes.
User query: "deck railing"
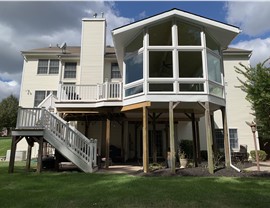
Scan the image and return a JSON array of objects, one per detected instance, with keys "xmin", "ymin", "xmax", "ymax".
[
  {"xmin": 16, "ymin": 107, "xmax": 97, "ymax": 170},
  {"xmin": 59, "ymin": 82, "xmax": 122, "ymax": 102}
]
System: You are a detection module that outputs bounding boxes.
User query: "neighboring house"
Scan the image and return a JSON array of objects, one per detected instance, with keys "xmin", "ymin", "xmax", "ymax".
[{"xmin": 10, "ymin": 8, "xmax": 257, "ymax": 173}]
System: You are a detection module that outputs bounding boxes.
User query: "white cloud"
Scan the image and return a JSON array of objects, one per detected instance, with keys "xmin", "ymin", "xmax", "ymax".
[
  {"xmin": 231, "ymin": 38, "xmax": 270, "ymax": 66},
  {"xmin": 225, "ymin": 2, "xmax": 270, "ymax": 37}
]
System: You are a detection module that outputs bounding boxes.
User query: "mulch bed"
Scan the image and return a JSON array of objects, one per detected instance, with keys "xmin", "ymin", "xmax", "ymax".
[{"xmin": 133, "ymin": 162, "xmax": 270, "ymax": 177}]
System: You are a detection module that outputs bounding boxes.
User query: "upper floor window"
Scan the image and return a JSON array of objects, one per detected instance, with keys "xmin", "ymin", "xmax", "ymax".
[
  {"xmin": 64, "ymin": 62, "xmax": 77, "ymax": 79},
  {"xmin": 177, "ymin": 21, "xmax": 201, "ymax": 46},
  {"xmin": 37, "ymin": 59, "xmax": 59, "ymax": 74},
  {"xmin": 111, "ymin": 63, "xmax": 121, "ymax": 79},
  {"xmin": 206, "ymin": 33, "xmax": 220, "ymax": 55},
  {"xmin": 149, "ymin": 20, "xmax": 172, "ymax": 46}
]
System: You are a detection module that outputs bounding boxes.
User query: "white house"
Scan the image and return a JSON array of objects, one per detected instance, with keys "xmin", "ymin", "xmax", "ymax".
[{"xmin": 10, "ymin": 8, "xmax": 257, "ymax": 174}]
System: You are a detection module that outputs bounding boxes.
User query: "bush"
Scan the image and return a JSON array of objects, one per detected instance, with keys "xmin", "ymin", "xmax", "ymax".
[
  {"xmin": 179, "ymin": 140, "xmax": 193, "ymax": 159},
  {"xmin": 250, "ymin": 150, "xmax": 267, "ymax": 161}
]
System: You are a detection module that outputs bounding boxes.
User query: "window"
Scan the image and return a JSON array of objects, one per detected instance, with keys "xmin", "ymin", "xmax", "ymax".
[
  {"xmin": 37, "ymin": 59, "xmax": 59, "ymax": 74},
  {"xmin": 177, "ymin": 21, "xmax": 201, "ymax": 46},
  {"xmin": 215, "ymin": 128, "xmax": 239, "ymax": 149},
  {"xmin": 207, "ymin": 52, "xmax": 221, "ymax": 83},
  {"xmin": 111, "ymin": 63, "xmax": 121, "ymax": 79},
  {"xmin": 149, "ymin": 20, "xmax": 172, "ymax": 46},
  {"xmin": 125, "ymin": 53, "xmax": 143, "ymax": 84},
  {"xmin": 178, "ymin": 51, "xmax": 203, "ymax": 78},
  {"xmin": 149, "ymin": 51, "xmax": 173, "ymax": 78},
  {"xmin": 34, "ymin": 90, "xmax": 57, "ymax": 107},
  {"xmin": 64, "ymin": 63, "xmax": 77, "ymax": 78}
]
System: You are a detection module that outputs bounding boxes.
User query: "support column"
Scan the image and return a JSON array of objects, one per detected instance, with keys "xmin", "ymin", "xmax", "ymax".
[
  {"xmin": 195, "ymin": 121, "xmax": 201, "ymax": 163},
  {"xmin": 152, "ymin": 113, "xmax": 157, "ymax": 163},
  {"xmin": 36, "ymin": 138, "xmax": 44, "ymax": 173},
  {"xmin": 8, "ymin": 136, "xmax": 17, "ymax": 173},
  {"xmin": 204, "ymin": 102, "xmax": 214, "ymax": 174},
  {"xmin": 191, "ymin": 113, "xmax": 198, "ymax": 167},
  {"xmin": 221, "ymin": 107, "xmax": 230, "ymax": 167},
  {"xmin": 169, "ymin": 102, "xmax": 176, "ymax": 174},
  {"xmin": 26, "ymin": 145, "xmax": 32, "ymax": 172},
  {"xmin": 210, "ymin": 114, "xmax": 217, "ymax": 154},
  {"xmin": 124, "ymin": 120, "xmax": 129, "ymax": 162},
  {"xmin": 142, "ymin": 106, "xmax": 149, "ymax": 173},
  {"xmin": 105, "ymin": 118, "xmax": 111, "ymax": 169}
]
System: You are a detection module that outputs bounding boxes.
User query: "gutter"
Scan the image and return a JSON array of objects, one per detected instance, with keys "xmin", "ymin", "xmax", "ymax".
[{"xmin": 227, "ymin": 132, "xmax": 241, "ymax": 172}]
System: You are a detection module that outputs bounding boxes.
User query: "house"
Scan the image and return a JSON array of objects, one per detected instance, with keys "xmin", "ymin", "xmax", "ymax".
[{"xmin": 9, "ymin": 8, "xmax": 257, "ymax": 174}]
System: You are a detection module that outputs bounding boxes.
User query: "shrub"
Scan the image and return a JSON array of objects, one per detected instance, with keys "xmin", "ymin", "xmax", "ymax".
[
  {"xmin": 250, "ymin": 150, "xmax": 267, "ymax": 161},
  {"xmin": 179, "ymin": 140, "xmax": 193, "ymax": 159}
]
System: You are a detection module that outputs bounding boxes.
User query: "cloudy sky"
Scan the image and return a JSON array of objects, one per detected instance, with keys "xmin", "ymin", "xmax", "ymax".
[{"xmin": 0, "ymin": 1, "xmax": 270, "ymax": 102}]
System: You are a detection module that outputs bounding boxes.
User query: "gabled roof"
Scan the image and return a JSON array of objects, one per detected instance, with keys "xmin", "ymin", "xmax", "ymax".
[{"xmin": 112, "ymin": 8, "xmax": 241, "ymax": 64}]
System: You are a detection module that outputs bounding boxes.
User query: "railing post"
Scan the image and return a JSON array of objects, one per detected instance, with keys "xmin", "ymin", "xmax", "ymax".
[
  {"xmin": 40, "ymin": 107, "xmax": 45, "ymax": 128},
  {"xmin": 65, "ymin": 122, "xmax": 70, "ymax": 146},
  {"xmin": 58, "ymin": 82, "xmax": 62, "ymax": 101},
  {"xmin": 16, "ymin": 107, "xmax": 22, "ymax": 128},
  {"xmin": 105, "ymin": 81, "xmax": 108, "ymax": 100}
]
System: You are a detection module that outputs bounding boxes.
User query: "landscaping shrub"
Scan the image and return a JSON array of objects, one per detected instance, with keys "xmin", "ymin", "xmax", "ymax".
[
  {"xmin": 250, "ymin": 150, "xmax": 267, "ymax": 161},
  {"xmin": 179, "ymin": 140, "xmax": 193, "ymax": 159}
]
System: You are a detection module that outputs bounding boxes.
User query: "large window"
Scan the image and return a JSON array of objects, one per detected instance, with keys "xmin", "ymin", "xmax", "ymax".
[
  {"xmin": 207, "ymin": 52, "xmax": 221, "ymax": 83},
  {"xmin": 64, "ymin": 62, "xmax": 77, "ymax": 79},
  {"xmin": 178, "ymin": 51, "xmax": 203, "ymax": 78},
  {"xmin": 177, "ymin": 21, "xmax": 201, "ymax": 46},
  {"xmin": 149, "ymin": 20, "xmax": 172, "ymax": 46},
  {"xmin": 149, "ymin": 51, "xmax": 173, "ymax": 78},
  {"xmin": 34, "ymin": 90, "xmax": 57, "ymax": 107},
  {"xmin": 125, "ymin": 53, "xmax": 143, "ymax": 84},
  {"xmin": 37, "ymin": 59, "xmax": 59, "ymax": 74},
  {"xmin": 215, "ymin": 128, "xmax": 239, "ymax": 149},
  {"xmin": 111, "ymin": 63, "xmax": 121, "ymax": 79}
]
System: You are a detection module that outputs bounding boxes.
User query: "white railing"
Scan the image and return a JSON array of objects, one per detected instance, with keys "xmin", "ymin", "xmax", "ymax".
[
  {"xmin": 59, "ymin": 82, "xmax": 122, "ymax": 102},
  {"xmin": 16, "ymin": 107, "xmax": 97, "ymax": 171}
]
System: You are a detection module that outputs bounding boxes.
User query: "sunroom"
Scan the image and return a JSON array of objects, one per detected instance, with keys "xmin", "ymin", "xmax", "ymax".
[
  {"xmin": 112, "ymin": 9, "xmax": 240, "ymax": 173},
  {"xmin": 112, "ymin": 9, "xmax": 240, "ymax": 106}
]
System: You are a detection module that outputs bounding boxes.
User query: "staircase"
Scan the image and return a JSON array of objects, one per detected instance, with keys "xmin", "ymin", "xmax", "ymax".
[{"xmin": 16, "ymin": 107, "xmax": 97, "ymax": 173}]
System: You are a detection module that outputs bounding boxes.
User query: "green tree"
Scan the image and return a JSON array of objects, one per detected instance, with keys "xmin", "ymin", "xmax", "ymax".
[
  {"xmin": 235, "ymin": 59, "xmax": 270, "ymax": 139},
  {"xmin": 0, "ymin": 95, "xmax": 19, "ymax": 136}
]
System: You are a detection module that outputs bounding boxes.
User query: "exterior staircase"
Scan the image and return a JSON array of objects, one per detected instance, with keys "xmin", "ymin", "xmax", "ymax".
[{"xmin": 16, "ymin": 107, "xmax": 97, "ymax": 173}]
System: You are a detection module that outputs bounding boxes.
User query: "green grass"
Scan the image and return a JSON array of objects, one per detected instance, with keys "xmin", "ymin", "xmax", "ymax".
[
  {"xmin": 0, "ymin": 137, "xmax": 11, "ymax": 156},
  {"xmin": 0, "ymin": 162, "xmax": 270, "ymax": 208}
]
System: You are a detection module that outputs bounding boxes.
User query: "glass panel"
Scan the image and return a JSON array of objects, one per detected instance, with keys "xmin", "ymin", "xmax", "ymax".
[
  {"xmin": 125, "ymin": 32, "xmax": 143, "ymax": 54},
  {"xmin": 209, "ymin": 83, "xmax": 223, "ymax": 97},
  {"xmin": 125, "ymin": 53, "xmax": 143, "ymax": 84},
  {"xmin": 229, "ymin": 129, "xmax": 238, "ymax": 149},
  {"xmin": 49, "ymin": 60, "xmax": 59, "ymax": 74},
  {"xmin": 149, "ymin": 20, "xmax": 172, "ymax": 46},
  {"xmin": 37, "ymin": 59, "xmax": 48, "ymax": 74},
  {"xmin": 178, "ymin": 51, "xmax": 203, "ymax": 78},
  {"xmin": 206, "ymin": 33, "xmax": 220, "ymax": 55},
  {"xmin": 34, "ymin": 91, "xmax": 46, "ymax": 107},
  {"xmin": 64, "ymin": 63, "xmax": 77, "ymax": 78},
  {"xmin": 207, "ymin": 52, "xmax": 221, "ymax": 83},
  {"xmin": 125, "ymin": 85, "xmax": 143, "ymax": 97},
  {"xmin": 149, "ymin": 51, "xmax": 173, "ymax": 78},
  {"xmin": 177, "ymin": 21, "xmax": 201, "ymax": 45},
  {"xmin": 111, "ymin": 63, "xmax": 121, "ymax": 79},
  {"xmin": 179, "ymin": 83, "xmax": 204, "ymax": 92},
  {"xmin": 149, "ymin": 84, "xmax": 173, "ymax": 92}
]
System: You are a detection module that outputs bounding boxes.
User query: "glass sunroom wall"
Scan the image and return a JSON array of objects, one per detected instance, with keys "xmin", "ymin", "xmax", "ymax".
[
  {"xmin": 205, "ymin": 33, "xmax": 224, "ymax": 98},
  {"xmin": 124, "ymin": 32, "xmax": 144, "ymax": 97}
]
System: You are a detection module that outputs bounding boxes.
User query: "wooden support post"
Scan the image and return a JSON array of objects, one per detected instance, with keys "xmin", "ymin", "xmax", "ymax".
[
  {"xmin": 36, "ymin": 138, "xmax": 44, "ymax": 173},
  {"xmin": 26, "ymin": 144, "xmax": 32, "ymax": 172},
  {"xmin": 121, "ymin": 121, "xmax": 124, "ymax": 161},
  {"xmin": 8, "ymin": 136, "xmax": 17, "ymax": 173},
  {"xmin": 169, "ymin": 102, "xmax": 176, "ymax": 174},
  {"xmin": 134, "ymin": 123, "xmax": 139, "ymax": 160},
  {"xmin": 221, "ymin": 107, "xmax": 230, "ymax": 167},
  {"xmin": 105, "ymin": 118, "xmax": 111, "ymax": 169},
  {"xmin": 152, "ymin": 113, "xmax": 157, "ymax": 163},
  {"xmin": 191, "ymin": 113, "xmax": 198, "ymax": 167},
  {"xmin": 195, "ymin": 121, "xmax": 201, "ymax": 163},
  {"xmin": 143, "ymin": 106, "xmax": 149, "ymax": 173},
  {"xmin": 204, "ymin": 102, "xmax": 214, "ymax": 174},
  {"xmin": 124, "ymin": 120, "xmax": 129, "ymax": 162}
]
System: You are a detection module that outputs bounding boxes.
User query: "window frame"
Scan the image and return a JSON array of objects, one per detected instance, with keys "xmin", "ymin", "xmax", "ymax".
[
  {"xmin": 215, "ymin": 128, "xmax": 239, "ymax": 150},
  {"xmin": 64, "ymin": 62, "xmax": 77, "ymax": 79},
  {"xmin": 37, "ymin": 59, "xmax": 59, "ymax": 75},
  {"xmin": 111, "ymin": 63, "xmax": 121, "ymax": 79}
]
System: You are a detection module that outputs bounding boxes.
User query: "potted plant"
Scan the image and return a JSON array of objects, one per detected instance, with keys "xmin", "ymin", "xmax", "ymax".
[{"xmin": 178, "ymin": 151, "xmax": 188, "ymax": 168}]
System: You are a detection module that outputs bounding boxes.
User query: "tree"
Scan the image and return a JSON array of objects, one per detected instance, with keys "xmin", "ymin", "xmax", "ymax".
[
  {"xmin": 0, "ymin": 95, "xmax": 19, "ymax": 136},
  {"xmin": 235, "ymin": 59, "xmax": 270, "ymax": 139}
]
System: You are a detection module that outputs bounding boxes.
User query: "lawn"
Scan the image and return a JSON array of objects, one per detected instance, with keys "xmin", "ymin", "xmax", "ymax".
[
  {"xmin": 0, "ymin": 162, "xmax": 270, "ymax": 208},
  {"xmin": 0, "ymin": 137, "xmax": 11, "ymax": 156}
]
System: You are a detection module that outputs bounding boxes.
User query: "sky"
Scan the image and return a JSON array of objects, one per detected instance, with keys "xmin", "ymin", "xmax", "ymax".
[{"xmin": 1, "ymin": 1, "xmax": 270, "ymax": 102}]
